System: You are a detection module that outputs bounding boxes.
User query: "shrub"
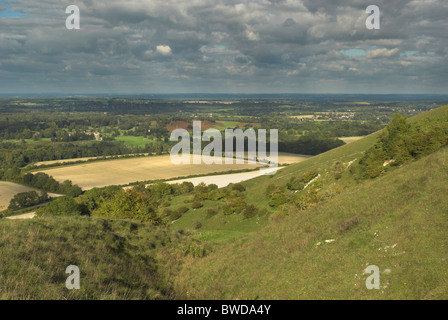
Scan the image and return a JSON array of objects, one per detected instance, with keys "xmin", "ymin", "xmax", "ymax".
[
  {"xmin": 231, "ymin": 183, "xmax": 246, "ymax": 192},
  {"xmin": 287, "ymin": 177, "xmax": 305, "ymax": 191},
  {"xmin": 176, "ymin": 206, "xmax": 189, "ymax": 215},
  {"xmin": 268, "ymin": 189, "xmax": 289, "ymax": 208},
  {"xmin": 169, "ymin": 211, "xmax": 182, "ymax": 221},
  {"xmin": 191, "ymin": 201, "xmax": 203, "ymax": 209},
  {"xmin": 223, "ymin": 197, "xmax": 246, "ymax": 215},
  {"xmin": 8, "ymin": 191, "xmax": 41, "ymax": 210},
  {"xmin": 36, "ymin": 196, "xmax": 83, "ymax": 217},
  {"xmin": 243, "ymin": 204, "xmax": 259, "ymax": 219},
  {"xmin": 161, "ymin": 208, "xmax": 173, "ymax": 217}
]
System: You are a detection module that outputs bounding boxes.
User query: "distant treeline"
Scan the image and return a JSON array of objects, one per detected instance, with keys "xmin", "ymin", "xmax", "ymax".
[
  {"xmin": 278, "ymin": 135, "xmax": 345, "ymax": 155},
  {"xmin": 0, "ymin": 169, "xmax": 82, "ymax": 197},
  {"xmin": 0, "ymin": 141, "xmax": 169, "ymax": 168}
]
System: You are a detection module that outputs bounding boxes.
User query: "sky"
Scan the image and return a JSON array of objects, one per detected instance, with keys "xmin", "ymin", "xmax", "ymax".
[{"xmin": 0, "ymin": 0, "xmax": 447, "ymax": 94}]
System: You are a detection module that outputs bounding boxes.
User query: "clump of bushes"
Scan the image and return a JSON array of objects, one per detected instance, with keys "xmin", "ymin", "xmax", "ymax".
[
  {"xmin": 243, "ymin": 204, "xmax": 259, "ymax": 219},
  {"xmin": 286, "ymin": 169, "xmax": 319, "ymax": 191},
  {"xmin": 223, "ymin": 197, "xmax": 246, "ymax": 215},
  {"xmin": 191, "ymin": 201, "xmax": 203, "ymax": 209},
  {"xmin": 36, "ymin": 196, "xmax": 84, "ymax": 217},
  {"xmin": 356, "ymin": 113, "xmax": 448, "ymax": 179},
  {"xmin": 230, "ymin": 183, "xmax": 246, "ymax": 192}
]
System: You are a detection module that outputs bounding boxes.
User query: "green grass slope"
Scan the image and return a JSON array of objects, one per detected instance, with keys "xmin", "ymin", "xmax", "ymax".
[
  {"xmin": 171, "ymin": 104, "xmax": 448, "ymax": 240},
  {"xmin": 0, "ymin": 217, "xmax": 188, "ymax": 299},
  {"xmin": 174, "ymin": 145, "xmax": 448, "ymax": 299},
  {"xmin": 172, "ymin": 104, "xmax": 448, "ymax": 299}
]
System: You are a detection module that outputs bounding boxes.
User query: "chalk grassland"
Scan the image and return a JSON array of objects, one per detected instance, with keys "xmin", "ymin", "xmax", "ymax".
[
  {"xmin": 37, "ymin": 153, "xmax": 310, "ymax": 190},
  {"xmin": 0, "ymin": 181, "xmax": 59, "ymax": 211}
]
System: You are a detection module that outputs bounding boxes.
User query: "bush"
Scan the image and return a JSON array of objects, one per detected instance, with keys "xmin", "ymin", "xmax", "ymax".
[
  {"xmin": 169, "ymin": 210, "xmax": 182, "ymax": 222},
  {"xmin": 191, "ymin": 201, "xmax": 203, "ymax": 209},
  {"xmin": 231, "ymin": 183, "xmax": 246, "ymax": 192},
  {"xmin": 36, "ymin": 196, "xmax": 83, "ymax": 217},
  {"xmin": 176, "ymin": 206, "xmax": 189, "ymax": 215},
  {"xmin": 268, "ymin": 189, "xmax": 289, "ymax": 207},
  {"xmin": 223, "ymin": 197, "xmax": 246, "ymax": 215},
  {"xmin": 8, "ymin": 191, "xmax": 41, "ymax": 210},
  {"xmin": 243, "ymin": 204, "xmax": 259, "ymax": 219},
  {"xmin": 287, "ymin": 177, "xmax": 305, "ymax": 191}
]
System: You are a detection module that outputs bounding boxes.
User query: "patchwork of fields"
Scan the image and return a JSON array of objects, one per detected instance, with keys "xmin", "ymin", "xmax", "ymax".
[
  {"xmin": 38, "ymin": 155, "xmax": 260, "ymax": 190},
  {"xmin": 38, "ymin": 153, "xmax": 310, "ymax": 190}
]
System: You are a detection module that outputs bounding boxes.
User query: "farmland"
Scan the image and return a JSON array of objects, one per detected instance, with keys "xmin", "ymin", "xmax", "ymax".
[
  {"xmin": 37, "ymin": 152, "xmax": 310, "ymax": 190},
  {"xmin": 0, "ymin": 182, "xmax": 39, "ymax": 211},
  {"xmin": 0, "ymin": 181, "xmax": 59, "ymax": 211},
  {"xmin": 37, "ymin": 154, "xmax": 263, "ymax": 190}
]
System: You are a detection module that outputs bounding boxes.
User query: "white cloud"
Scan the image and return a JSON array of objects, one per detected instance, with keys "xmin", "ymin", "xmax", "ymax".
[
  {"xmin": 366, "ymin": 48, "xmax": 400, "ymax": 59},
  {"xmin": 156, "ymin": 45, "xmax": 172, "ymax": 55}
]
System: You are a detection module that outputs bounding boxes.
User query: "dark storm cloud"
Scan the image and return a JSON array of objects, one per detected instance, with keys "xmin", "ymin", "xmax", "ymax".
[{"xmin": 0, "ymin": 0, "xmax": 447, "ymax": 93}]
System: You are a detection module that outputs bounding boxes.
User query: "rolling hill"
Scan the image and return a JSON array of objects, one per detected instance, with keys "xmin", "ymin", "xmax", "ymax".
[{"xmin": 1, "ymin": 104, "xmax": 447, "ymax": 299}]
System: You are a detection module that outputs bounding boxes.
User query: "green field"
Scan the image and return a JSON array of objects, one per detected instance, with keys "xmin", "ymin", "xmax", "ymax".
[{"xmin": 114, "ymin": 135, "xmax": 157, "ymax": 147}]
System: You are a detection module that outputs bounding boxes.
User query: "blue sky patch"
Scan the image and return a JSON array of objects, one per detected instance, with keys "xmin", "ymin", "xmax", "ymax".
[
  {"xmin": 340, "ymin": 49, "xmax": 366, "ymax": 57},
  {"xmin": 0, "ymin": 1, "xmax": 24, "ymax": 18},
  {"xmin": 400, "ymin": 51, "xmax": 419, "ymax": 57}
]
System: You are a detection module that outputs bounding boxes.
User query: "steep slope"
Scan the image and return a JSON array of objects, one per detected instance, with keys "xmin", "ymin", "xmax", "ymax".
[
  {"xmin": 174, "ymin": 144, "xmax": 448, "ymax": 299},
  {"xmin": 0, "ymin": 217, "xmax": 188, "ymax": 299},
  {"xmin": 173, "ymin": 105, "xmax": 448, "ymax": 299}
]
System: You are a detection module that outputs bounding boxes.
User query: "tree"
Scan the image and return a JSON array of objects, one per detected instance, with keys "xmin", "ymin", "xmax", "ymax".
[
  {"xmin": 36, "ymin": 196, "xmax": 83, "ymax": 217},
  {"xmin": 8, "ymin": 191, "xmax": 40, "ymax": 210}
]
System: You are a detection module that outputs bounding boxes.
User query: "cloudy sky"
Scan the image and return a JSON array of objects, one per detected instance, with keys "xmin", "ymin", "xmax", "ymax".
[{"xmin": 0, "ymin": 0, "xmax": 447, "ymax": 94}]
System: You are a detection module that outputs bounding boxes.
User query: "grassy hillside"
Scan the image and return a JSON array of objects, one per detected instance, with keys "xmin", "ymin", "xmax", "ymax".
[
  {"xmin": 1, "ymin": 105, "xmax": 447, "ymax": 300},
  {"xmin": 171, "ymin": 104, "xmax": 448, "ymax": 299},
  {"xmin": 0, "ymin": 216, "xmax": 192, "ymax": 299},
  {"xmin": 174, "ymin": 144, "xmax": 448, "ymax": 299}
]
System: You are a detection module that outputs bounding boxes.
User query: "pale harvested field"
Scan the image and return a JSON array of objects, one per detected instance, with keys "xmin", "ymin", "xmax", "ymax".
[
  {"xmin": 37, "ymin": 153, "xmax": 309, "ymax": 190},
  {"xmin": 276, "ymin": 152, "xmax": 312, "ymax": 164},
  {"xmin": 35, "ymin": 153, "xmax": 151, "ymax": 166},
  {"xmin": 38, "ymin": 153, "xmax": 311, "ymax": 190},
  {"xmin": 5, "ymin": 212, "xmax": 36, "ymax": 220},
  {"xmin": 340, "ymin": 136, "xmax": 365, "ymax": 144},
  {"xmin": 165, "ymin": 166, "xmax": 283, "ymax": 188},
  {"xmin": 0, "ymin": 181, "xmax": 60, "ymax": 211},
  {"xmin": 162, "ymin": 153, "xmax": 309, "ymax": 188},
  {"xmin": 38, "ymin": 155, "xmax": 266, "ymax": 190}
]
